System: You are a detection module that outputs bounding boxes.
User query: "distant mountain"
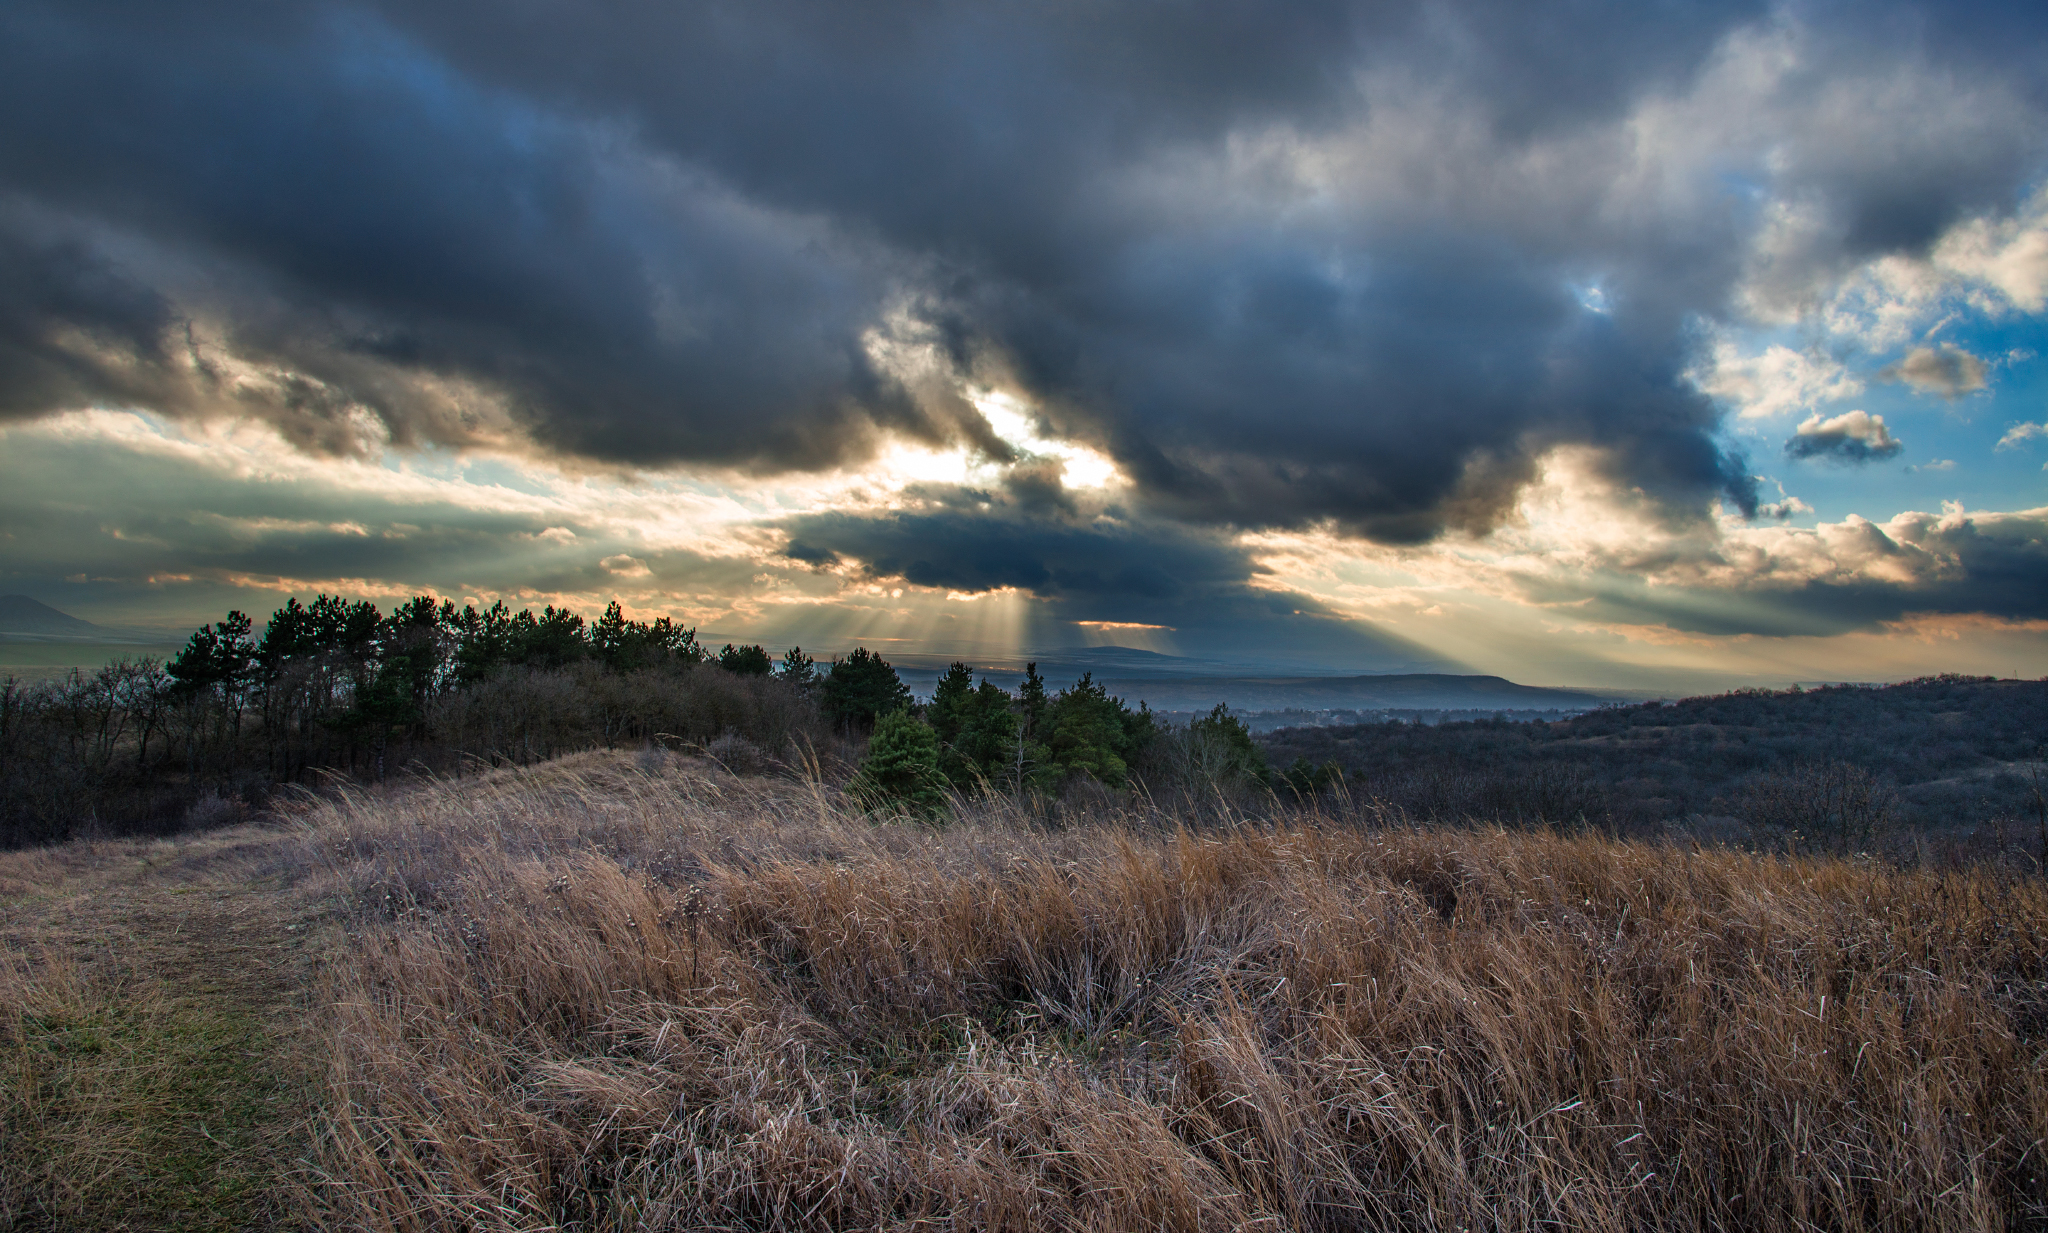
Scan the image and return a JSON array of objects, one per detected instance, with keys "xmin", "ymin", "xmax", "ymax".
[
  {"xmin": 0, "ymin": 595, "xmax": 100, "ymax": 636},
  {"xmin": 886, "ymin": 660, "xmax": 1637, "ymax": 712},
  {"xmin": 1094, "ymin": 673, "xmax": 1634, "ymax": 713},
  {"xmin": 891, "ymin": 645, "xmax": 1463, "ymax": 683}
]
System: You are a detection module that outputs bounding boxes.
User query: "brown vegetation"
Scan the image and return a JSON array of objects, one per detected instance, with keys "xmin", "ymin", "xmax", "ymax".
[
  {"xmin": 0, "ymin": 829, "xmax": 318, "ymax": 1230},
  {"xmin": 297, "ymin": 753, "xmax": 2048, "ymax": 1231}
]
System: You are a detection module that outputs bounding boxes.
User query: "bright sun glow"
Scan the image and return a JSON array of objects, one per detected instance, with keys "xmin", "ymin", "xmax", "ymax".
[{"xmin": 972, "ymin": 391, "xmax": 1125, "ymax": 489}]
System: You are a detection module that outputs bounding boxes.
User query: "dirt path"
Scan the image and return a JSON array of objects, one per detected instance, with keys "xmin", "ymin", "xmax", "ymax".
[{"xmin": 1, "ymin": 825, "xmax": 323, "ymax": 1232}]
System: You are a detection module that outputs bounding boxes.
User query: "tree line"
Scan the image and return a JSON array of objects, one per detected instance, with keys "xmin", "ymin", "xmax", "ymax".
[{"xmin": 1, "ymin": 595, "xmax": 1324, "ymax": 847}]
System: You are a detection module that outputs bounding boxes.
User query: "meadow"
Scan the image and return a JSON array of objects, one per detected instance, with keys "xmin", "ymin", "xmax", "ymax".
[{"xmin": 11, "ymin": 751, "xmax": 2037, "ymax": 1230}]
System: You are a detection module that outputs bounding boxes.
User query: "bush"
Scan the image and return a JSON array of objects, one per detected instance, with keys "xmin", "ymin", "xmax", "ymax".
[{"xmin": 1734, "ymin": 760, "xmax": 1898, "ymax": 854}]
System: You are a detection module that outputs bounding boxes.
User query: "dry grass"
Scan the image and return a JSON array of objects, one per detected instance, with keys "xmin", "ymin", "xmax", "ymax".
[
  {"xmin": 296, "ymin": 752, "xmax": 2048, "ymax": 1231},
  {"xmin": 0, "ymin": 829, "xmax": 318, "ymax": 1231}
]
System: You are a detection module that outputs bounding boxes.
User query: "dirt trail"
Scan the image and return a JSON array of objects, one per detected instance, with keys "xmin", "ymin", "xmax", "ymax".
[{"xmin": 1, "ymin": 824, "xmax": 323, "ymax": 1232}]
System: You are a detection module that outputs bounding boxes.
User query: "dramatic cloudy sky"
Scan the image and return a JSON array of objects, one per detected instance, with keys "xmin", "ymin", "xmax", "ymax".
[{"xmin": 3, "ymin": 0, "xmax": 2046, "ymax": 689}]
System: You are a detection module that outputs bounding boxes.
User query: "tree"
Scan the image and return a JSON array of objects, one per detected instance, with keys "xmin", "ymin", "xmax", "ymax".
[
  {"xmin": 717, "ymin": 643, "xmax": 773, "ymax": 675},
  {"xmin": 1280, "ymin": 755, "xmax": 1342, "ymax": 800},
  {"xmin": 927, "ymin": 662, "xmax": 976, "ymax": 746},
  {"xmin": 1045, "ymin": 672, "xmax": 1155, "ymax": 788},
  {"xmin": 777, "ymin": 646, "xmax": 818, "ymax": 692},
  {"xmin": 926, "ymin": 664, "xmax": 1020, "ymax": 790},
  {"xmin": 1018, "ymin": 662, "xmax": 1048, "ymax": 742},
  {"xmin": 591, "ymin": 600, "xmax": 635, "ymax": 668},
  {"xmin": 166, "ymin": 610, "xmax": 258, "ymax": 780},
  {"xmin": 1182, "ymin": 703, "xmax": 1270, "ymax": 792},
  {"xmin": 821, "ymin": 647, "xmax": 911, "ymax": 733},
  {"xmin": 452, "ymin": 600, "xmax": 521, "ymax": 685},
  {"xmin": 955, "ymin": 678, "xmax": 1021, "ymax": 790},
  {"xmin": 521, "ymin": 606, "xmax": 589, "ymax": 668},
  {"xmin": 850, "ymin": 710, "xmax": 948, "ymax": 815}
]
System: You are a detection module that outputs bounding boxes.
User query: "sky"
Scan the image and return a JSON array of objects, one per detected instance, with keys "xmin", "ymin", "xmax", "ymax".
[{"xmin": 2, "ymin": 0, "xmax": 2046, "ymax": 691}]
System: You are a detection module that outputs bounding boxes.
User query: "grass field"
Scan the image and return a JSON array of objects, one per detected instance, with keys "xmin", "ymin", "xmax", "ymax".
[
  {"xmin": 0, "ymin": 830, "xmax": 319, "ymax": 1230},
  {"xmin": 5, "ymin": 752, "xmax": 2047, "ymax": 1230}
]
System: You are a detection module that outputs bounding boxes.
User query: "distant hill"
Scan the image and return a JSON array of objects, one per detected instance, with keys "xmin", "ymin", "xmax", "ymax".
[
  {"xmin": 1100, "ymin": 673, "xmax": 1625, "ymax": 713},
  {"xmin": 1262, "ymin": 675, "xmax": 2048, "ymax": 838},
  {"xmin": 0, "ymin": 595, "xmax": 100, "ymax": 636},
  {"xmin": 889, "ymin": 660, "xmax": 1629, "ymax": 712}
]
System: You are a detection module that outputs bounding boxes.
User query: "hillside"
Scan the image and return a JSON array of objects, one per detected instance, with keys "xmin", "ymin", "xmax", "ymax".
[
  {"xmin": 1262, "ymin": 674, "xmax": 2048, "ymax": 840},
  {"xmin": 16, "ymin": 753, "xmax": 2048, "ymax": 1220},
  {"xmin": 12, "ymin": 754, "xmax": 2044, "ymax": 1230},
  {"xmin": 0, "ymin": 596, "xmax": 100, "ymax": 637}
]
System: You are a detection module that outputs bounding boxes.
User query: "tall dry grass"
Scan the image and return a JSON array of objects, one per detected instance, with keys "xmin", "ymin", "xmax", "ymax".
[{"xmin": 300, "ymin": 752, "xmax": 2048, "ymax": 1231}]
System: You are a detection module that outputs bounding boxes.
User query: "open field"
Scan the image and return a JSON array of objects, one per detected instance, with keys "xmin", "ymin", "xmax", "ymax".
[{"xmin": 6, "ymin": 752, "xmax": 2048, "ymax": 1230}]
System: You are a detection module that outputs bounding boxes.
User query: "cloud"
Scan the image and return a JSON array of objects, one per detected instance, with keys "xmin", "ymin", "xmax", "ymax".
[
  {"xmin": 4, "ymin": 0, "xmax": 2042, "ymax": 552},
  {"xmin": 1756, "ymin": 495, "xmax": 1815, "ymax": 519},
  {"xmin": 1692, "ymin": 341, "xmax": 1862, "ymax": 419},
  {"xmin": 0, "ymin": 409, "xmax": 792, "ymax": 627},
  {"xmin": 1880, "ymin": 344, "xmax": 1988, "ymax": 399},
  {"xmin": 1785, "ymin": 410, "xmax": 1904, "ymax": 464},
  {"xmin": 1932, "ymin": 188, "xmax": 2048, "ymax": 312},
  {"xmin": 1997, "ymin": 422, "xmax": 2048, "ymax": 450},
  {"xmin": 1626, "ymin": 504, "xmax": 2048, "ymax": 635},
  {"xmin": 1466, "ymin": 459, "xmax": 2048, "ymax": 636},
  {"xmin": 1813, "ymin": 185, "xmax": 2048, "ymax": 352},
  {"xmin": 777, "ymin": 483, "xmax": 1442, "ymax": 667},
  {"xmin": 1905, "ymin": 459, "xmax": 1955, "ymax": 473}
]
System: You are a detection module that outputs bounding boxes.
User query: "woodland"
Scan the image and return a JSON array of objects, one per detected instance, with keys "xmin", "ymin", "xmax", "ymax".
[{"xmin": 4, "ymin": 594, "xmax": 2044, "ymax": 864}]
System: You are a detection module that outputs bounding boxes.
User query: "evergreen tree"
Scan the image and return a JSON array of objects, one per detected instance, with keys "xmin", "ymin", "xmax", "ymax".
[
  {"xmin": 1048, "ymin": 671, "xmax": 1130, "ymax": 786},
  {"xmin": 850, "ymin": 709, "xmax": 948, "ymax": 815},
  {"xmin": 521, "ymin": 606, "xmax": 588, "ymax": 668},
  {"xmin": 955, "ymin": 678, "xmax": 1022, "ymax": 789},
  {"xmin": 1184, "ymin": 703, "xmax": 1270, "ymax": 791},
  {"xmin": 717, "ymin": 643, "xmax": 773, "ymax": 675},
  {"xmin": 926, "ymin": 664, "xmax": 1022, "ymax": 790},
  {"xmin": 1281, "ymin": 755, "xmax": 1343, "ymax": 799},
  {"xmin": 927, "ymin": 662, "xmax": 976, "ymax": 747},
  {"xmin": 1018, "ymin": 661, "xmax": 1048, "ymax": 741},
  {"xmin": 591, "ymin": 600, "xmax": 634, "ymax": 668},
  {"xmin": 452, "ymin": 600, "xmax": 521, "ymax": 685},
  {"xmin": 776, "ymin": 646, "xmax": 818, "ymax": 691},
  {"xmin": 821, "ymin": 647, "xmax": 911, "ymax": 733},
  {"xmin": 166, "ymin": 610, "xmax": 257, "ymax": 703}
]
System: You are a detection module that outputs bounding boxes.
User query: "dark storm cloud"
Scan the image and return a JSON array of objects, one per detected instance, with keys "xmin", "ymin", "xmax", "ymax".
[
  {"xmin": 0, "ymin": 2, "xmax": 959, "ymax": 469},
  {"xmin": 779, "ymin": 488, "xmax": 1442, "ymax": 668},
  {"xmin": 0, "ymin": 224, "xmax": 182, "ymax": 417},
  {"xmin": 1, "ymin": 0, "xmax": 2043, "ymax": 544}
]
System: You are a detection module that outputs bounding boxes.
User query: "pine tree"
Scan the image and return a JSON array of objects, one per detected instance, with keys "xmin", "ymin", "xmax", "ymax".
[
  {"xmin": 821, "ymin": 647, "xmax": 912, "ymax": 733},
  {"xmin": 850, "ymin": 710, "xmax": 948, "ymax": 816}
]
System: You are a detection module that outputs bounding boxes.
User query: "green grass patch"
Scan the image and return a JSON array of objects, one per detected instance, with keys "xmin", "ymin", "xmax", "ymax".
[{"xmin": 3, "ymin": 974, "xmax": 306, "ymax": 1231}]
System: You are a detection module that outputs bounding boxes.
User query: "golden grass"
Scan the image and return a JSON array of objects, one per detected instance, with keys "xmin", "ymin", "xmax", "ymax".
[{"xmin": 297, "ymin": 752, "xmax": 2048, "ymax": 1231}]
